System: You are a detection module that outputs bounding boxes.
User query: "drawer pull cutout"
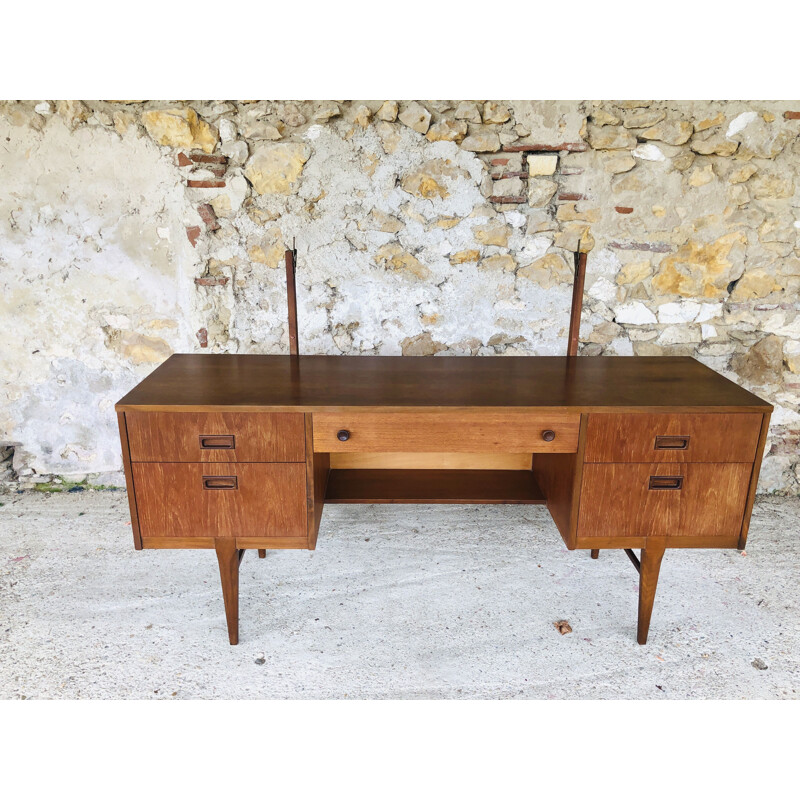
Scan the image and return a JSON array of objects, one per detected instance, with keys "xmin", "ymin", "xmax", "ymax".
[
  {"xmin": 202, "ymin": 476, "xmax": 238, "ymax": 490},
  {"xmin": 648, "ymin": 475, "xmax": 683, "ymax": 491},
  {"xmin": 654, "ymin": 435, "xmax": 689, "ymax": 451},
  {"xmin": 199, "ymin": 435, "xmax": 235, "ymax": 450},
  {"xmin": 337, "ymin": 430, "xmax": 351, "ymax": 442},
  {"xmin": 541, "ymin": 429, "xmax": 556, "ymax": 442}
]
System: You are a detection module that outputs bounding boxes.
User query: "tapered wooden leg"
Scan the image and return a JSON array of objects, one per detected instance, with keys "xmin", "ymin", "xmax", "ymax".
[
  {"xmin": 258, "ymin": 549, "xmax": 266, "ymax": 558},
  {"xmin": 637, "ymin": 540, "xmax": 666, "ymax": 645},
  {"xmin": 215, "ymin": 539, "xmax": 244, "ymax": 645},
  {"xmin": 590, "ymin": 549, "xmax": 599, "ymax": 559}
]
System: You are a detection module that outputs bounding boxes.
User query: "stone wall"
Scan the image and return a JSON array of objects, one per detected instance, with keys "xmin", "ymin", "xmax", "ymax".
[{"xmin": 1, "ymin": 100, "xmax": 798, "ymax": 493}]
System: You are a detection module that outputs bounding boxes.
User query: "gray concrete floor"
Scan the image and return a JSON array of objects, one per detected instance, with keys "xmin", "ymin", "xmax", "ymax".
[{"xmin": 1, "ymin": 491, "xmax": 798, "ymax": 699}]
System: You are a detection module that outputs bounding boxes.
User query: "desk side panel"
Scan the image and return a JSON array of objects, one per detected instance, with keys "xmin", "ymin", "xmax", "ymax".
[
  {"xmin": 117, "ymin": 411, "xmax": 143, "ymax": 550},
  {"xmin": 738, "ymin": 410, "xmax": 772, "ymax": 550},
  {"xmin": 305, "ymin": 414, "xmax": 329, "ymax": 549},
  {"xmin": 531, "ymin": 414, "xmax": 588, "ymax": 549}
]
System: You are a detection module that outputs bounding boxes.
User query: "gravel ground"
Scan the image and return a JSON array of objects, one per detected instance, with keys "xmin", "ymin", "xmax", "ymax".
[{"xmin": 1, "ymin": 491, "xmax": 798, "ymax": 699}]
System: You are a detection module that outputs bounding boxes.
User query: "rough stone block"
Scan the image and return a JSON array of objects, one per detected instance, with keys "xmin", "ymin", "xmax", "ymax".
[{"xmin": 527, "ymin": 154, "xmax": 558, "ymax": 176}]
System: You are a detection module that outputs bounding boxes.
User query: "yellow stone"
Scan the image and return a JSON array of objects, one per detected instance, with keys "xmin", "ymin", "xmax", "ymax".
[
  {"xmin": 517, "ymin": 253, "xmax": 572, "ymax": 287},
  {"xmin": 433, "ymin": 217, "xmax": 461, "ymax": 229},
  {"xmin": 689, "ymin": 164, "xmax": 715, "ymax": 187},
  {"xmin": 483, "ymin": 102, "xmax": 511, "ymax": 124},
  {"xmin": 652, "ymin": 232, "xmax": 746, "ymax": 298},
  {"xmin": 695, "ymin": 112, "xmax": 725, "ymax": 132},
  {"xmin": 353, "ymin": 105, "xmax": 372, "ymax": 127},
  {"xmin": 375, "ymin": 244, "xmax": 430, "ymax": 280},
  {"xmin": 672, "ymin": 151, "xmax": 695, "ymax": 172},
  {"xmin": 248, "ymin": 245, "xmax": 268, "ymax": 264},
  {"xmin": 449, "ymin": 249, "xmax": 480, "ymax": 264},
  {"xmin": 785, "ymin": 344, "xmax": 800, "ymax": 374},
  {"xmin": 401, "ymin": 332, "xmax": 446, "ymax": 356},
  {"xmin": 616, "ymin": 261, "xmax": 652, "ymax": 285},
  {"xmin": 528, "ymin": 154, "xmax": 559, "ymax": 176},
  {"xmin": 426, "ymin": 119, "xmax": 468, "ymax": 142},
  {"xmin": 730, "ymin": 270, "xmax": 780, "ymax": 300},
  {"xmin": 406, "ymin": 175, "xmax": 447, "ymax": 199},
  {"xmin": 401, "ymin": 159, "xmax": 463, "ymax": 200},
  {"xmin": 652, "ymin": 206, "xmax": 666, "ymax": 217},
  {"xmin": 591, "ymin": 109, "xmax": 621, "ymax": 126},
  {"xmin": 113, "ymin": 110, "xmax": 137, "ymax": 136},
  {"xmin": 474, "ymin": 220, "xmax": 510, "ymax": 247},
  {"xmin": 578, "ymin": 229, "xmax": 595, "ymax": 253},
  {"xmin": 116, "ymin": 332, "xmax": 172, "ymax": 364},
  {"xmin": 244, "ymin": 143, "xmax": 310, "ymax": 194},
  {"xmin": 728, "ymin": 164, "xmax": 757, "ymax": 184},
  {"xmin": 210, "ymin": 194, "xmax": 232, "ymax": 217},
  {"xmin": 398, "ymin": 101, "xmax": 431, "ymax": 134},
  {"xmin": 377, "ymin": 101, "xmax": 398, "ymax": 122},
  {"xmin": 478, "ymin": 254, "xmax": 517, "ymax": 272},
  {"xmin": 752, "ymin": 174, "xmax": 794, "ymax": 199},
  {"xmin": 142, "ymin": 108, "xmax": 218, "ymax": 154},
  {"xmin": 640, "ymin": 120, "xmax": 693, "ymax": 145},
  {"xmin": 377, "ymin": 121, "xmax": 402, "ymax": 154},
  {"xmin": 603, "ymin": 154, "xmax": 636, "ymax": 174},
  {"xmin": 247, "ymin": 243, "xmax": 284, "ymax": 268},
  {"xmin": 556, "ymin": 203, "xmax": 600, "ymax": 223}
]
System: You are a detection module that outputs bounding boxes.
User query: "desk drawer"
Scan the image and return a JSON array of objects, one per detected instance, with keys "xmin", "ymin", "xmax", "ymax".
[
  {"xmin": 584, "ymin": 413, "xmax": 762, "ymax": 463},
  {"xmin": 132, "ymin": 462, "xmax": 307, "ymax": 538},
  {"xmin": 313, "ymin": 412, "xmax": 580, "ymax": 453},
  {"xmin": 125, "ymin": 411, "xmax": 305, "ymax": 463},
  {"xmin": 577, "ymin": 462, "xmax": 751, "ymax": 539}
]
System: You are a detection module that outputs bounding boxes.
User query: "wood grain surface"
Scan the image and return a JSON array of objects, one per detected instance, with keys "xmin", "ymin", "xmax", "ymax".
[
  {"xmin": 313, "ymin": 411, "xmax": 580, "ymax": 453},
  {"xmin": 116, "ymin": 354, "xmax": 771, "ymax": 413},
  {"xmin": 132, "ymin": 462, "xmax": 307, "ymax": 538},
  {"xmin": 126, "ymin": 411, "xmax": 305, "ymax": 462},
  {"xmin": 577, "ymin": 462, "xmax": 752, "ymax": 539},
  {"xmin": 584, "ymin": 412, "xmax": 762, "ymax": 463}
]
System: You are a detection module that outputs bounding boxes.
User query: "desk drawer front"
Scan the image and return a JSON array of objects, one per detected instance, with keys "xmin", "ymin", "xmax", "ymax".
[
  {"xmin": 132, "ymin": 462, "xmax": 307, "ymax": 538},
  {"xmin": 126, "ymin": 411, "xmax": 305, "ymax": 463},
  {"xmin": 313, "ymin": 412, "xmax": 580, "ymax": 453},
  {"xmin": 584, "ymin": 413, "xmax": 762, "ymax": 463},
  {"xmin": 577, "ymin": 462, "xmax": 751, "ymax": 538}
]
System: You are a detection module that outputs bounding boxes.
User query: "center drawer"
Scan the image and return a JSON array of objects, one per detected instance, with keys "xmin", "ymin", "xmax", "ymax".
[
  {"xmin": 125, "ymin": 411, "xmax": 305, "ymax": 463},
  {"xmin": 131, "ymin": 462, "xmax": 307, "ymax": 538},
  {"xmin": 312, "ymin": 411, "xmax": 580, "ymax": 453}
]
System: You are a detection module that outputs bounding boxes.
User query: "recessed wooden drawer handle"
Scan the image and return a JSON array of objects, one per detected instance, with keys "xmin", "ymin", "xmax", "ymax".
[
  {"xmin": 202, "ymin": 476, "xmax": 238, "ymax": 490},
  {"xmin": 654, "ymin": 435, "xmax": 689, "ymax": 450},
  {"xmin": 648, "ymin": 475, "xmax": 683, "ymax": 490},
  {"xmin": 337, "ymin": 430, "xmax": 351, "ymax": 442},
  {"xmin": 199, "ymin": 435, "xmax": 236, "ymax": 450},
  {"xmin": 541, "ymin": 430, "xmax": 556, "ymax": 442}
]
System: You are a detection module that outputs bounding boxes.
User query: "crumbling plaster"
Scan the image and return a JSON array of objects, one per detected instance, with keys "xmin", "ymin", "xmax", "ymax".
[{"xmin": 1, "ymin": 100, "xmax": 798, "ymax": 492}]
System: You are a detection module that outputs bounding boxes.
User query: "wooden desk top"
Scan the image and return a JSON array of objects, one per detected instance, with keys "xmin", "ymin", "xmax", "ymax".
[{"xmin": 116, "ymin": 354, "xmax": 770, "ymax": 413}]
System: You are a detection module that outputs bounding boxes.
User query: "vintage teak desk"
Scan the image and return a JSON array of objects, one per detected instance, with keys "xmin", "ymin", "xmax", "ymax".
[
  {"xmin": 116, "ymin": 353, "xmax": 771, "ymax": 646},
  {"xmin": 116, "ymin": 249, "xmax": 771, "ymax": 645}
]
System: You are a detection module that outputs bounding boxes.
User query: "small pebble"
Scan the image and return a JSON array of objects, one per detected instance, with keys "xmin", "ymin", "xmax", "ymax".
[
  {"xmin": 752, "ymin": 658, "xmax": 768, "ymax": 670},
  {"xmin": 254, "ymin": 656, "xmax": 266, "ymax": 665}
]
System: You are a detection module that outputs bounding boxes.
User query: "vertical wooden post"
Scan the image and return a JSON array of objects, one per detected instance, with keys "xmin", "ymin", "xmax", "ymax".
[
  {"xmin": 567, "ymin": 251, "xmax": 587, "ymax": 357},
  {"xmin": 285, "ymin": 247, "xmax": 299, "ymax": 356}
]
